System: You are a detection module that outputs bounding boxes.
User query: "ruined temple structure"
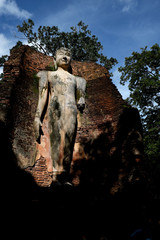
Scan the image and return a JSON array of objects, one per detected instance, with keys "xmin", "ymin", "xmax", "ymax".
[{"xmin": 0, "ymin": 45, "xmax": 144, "ymax": 195}]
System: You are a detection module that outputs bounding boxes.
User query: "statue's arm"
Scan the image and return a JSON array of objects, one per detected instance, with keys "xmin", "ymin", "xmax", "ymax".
[
  {"xmin": 76, "ymin": 76, "xmax": 86, "ymax": 112},
  {"xmin": 34, "ymin": 71, "xmax": 48, "ymax": 141}
]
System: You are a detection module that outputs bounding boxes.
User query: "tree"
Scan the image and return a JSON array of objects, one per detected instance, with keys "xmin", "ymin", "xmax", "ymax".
[
  {"xmin": 0, "ymin": 55, "xmax": 8, "ymax": 68},
  {"xmin": 17, "ymin": 19, "xmax": 117, "ymax": 73},
  {"xmin": 118, "ymin": 44, "xmax": 160, "ymax": 162},
  {"xmin": 0, "ymin": 55, "xmax": 8, "ymax": 81}
]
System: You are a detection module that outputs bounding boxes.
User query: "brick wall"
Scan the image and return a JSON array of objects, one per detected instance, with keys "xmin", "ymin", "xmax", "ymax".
[{"xmin": 0, "ymin": 46, "xmax": 144, "ymax": 191}]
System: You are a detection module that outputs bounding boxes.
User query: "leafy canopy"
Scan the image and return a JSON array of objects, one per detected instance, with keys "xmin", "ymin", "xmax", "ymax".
[
  {"xmin": 17, "ymin": 19, "xmax": 118, "ymax": 72},
  {"xmin": 118, "ymin": 44, "xmax": 160, "ymax": 160}
]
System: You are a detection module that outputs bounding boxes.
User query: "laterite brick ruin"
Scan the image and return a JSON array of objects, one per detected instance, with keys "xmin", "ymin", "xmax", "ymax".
[{"xmin": 0, "ymin": 45, "xmax": 144, "ymax": 193}]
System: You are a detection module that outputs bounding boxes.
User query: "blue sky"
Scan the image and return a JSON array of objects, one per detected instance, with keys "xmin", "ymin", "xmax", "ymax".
[{"xmin": 0, "ymin": 0, "xmax": 160, "ymax": 98}]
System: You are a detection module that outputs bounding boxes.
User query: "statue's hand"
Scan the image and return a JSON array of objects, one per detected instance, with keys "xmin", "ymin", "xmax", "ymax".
[
  {"xmin": 34, "ymin": 117, "xmax": 42, "ymax": 142},
  {"xmin": 77, "ymin": 97, "xmax": 85, "ymax": 113}
]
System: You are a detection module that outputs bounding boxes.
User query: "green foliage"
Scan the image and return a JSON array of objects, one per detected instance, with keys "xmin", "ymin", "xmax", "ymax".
[
  {"xmin": 118, "ymin": 44, "xmax": 160, "ymax": 162},
  {"xmin": 10, "ymin": 41, "xmax": 23, "ymax": 52},
  {"xmin": 0, "ymin": 55, "xmax": 8, "ymax": 68},
  {"xmin": 0, "ymin": 55, "xmax": 8, "ymax": 81},
  {"xmin": 0, "ymin": 72, "xmax": 4, "ymax": 81},
  {"xmin": 17, "ymin": 19, "xmax": 117, "ymax": 72}
]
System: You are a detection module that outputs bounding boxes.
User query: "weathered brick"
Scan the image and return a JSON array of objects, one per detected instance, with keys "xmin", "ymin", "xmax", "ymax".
[{"xmin": 0, "ymin": 45, "xmax": 144, "ymax": 191}]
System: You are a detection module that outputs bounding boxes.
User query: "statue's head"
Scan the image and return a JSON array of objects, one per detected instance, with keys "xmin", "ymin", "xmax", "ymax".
[{"xmin": 54, "ymin": 47, "xmax": 72, "ymax": 71}]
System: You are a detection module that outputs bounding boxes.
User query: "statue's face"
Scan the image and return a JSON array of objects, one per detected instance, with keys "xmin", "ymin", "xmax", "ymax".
[{"xmin": 55, "ymin": 48, "xmax": 72, "ymax": 68}]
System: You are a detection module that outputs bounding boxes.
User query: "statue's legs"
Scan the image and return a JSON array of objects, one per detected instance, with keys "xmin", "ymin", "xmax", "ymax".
[
  {"xmin": 48, "ymin": 101, "xmax": 77, "ymax": 180},
  {"xmin": 48, "ymin": 99, "xmax": 62, "ymax": 176},
  {"xmin": 58, "ymin": 107, "xmax": 77, "ymax": 173},
  {"xmin": 63, "ymin": 119, "xmax": 77, "ymax": 173}
]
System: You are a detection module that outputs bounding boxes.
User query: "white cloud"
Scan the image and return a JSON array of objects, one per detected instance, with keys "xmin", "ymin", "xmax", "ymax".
[
  {"xmin": 0, "ymin": 33, "xmax": 12, "ymax": 56},
  {"xmin": 0, "ymin": 0, "xmax": 32, "ymax": 19},
  {"xmin": 0, "ymin": 67, "xmax": 3, "ymax": 75},
  {"xmin": 0, "ymin": 33, "xmax": 13, "ymax": 77},
  {"xmin": 119, "ymin": 0, "xmax": 137, "ymax": 12},
  {"xmin": 0, "ymin": 32, "xmax": 31, "ymax": 57}
]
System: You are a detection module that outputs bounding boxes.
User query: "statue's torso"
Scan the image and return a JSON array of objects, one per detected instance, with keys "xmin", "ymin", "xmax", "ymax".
[{"xmin": 48, "ymin": 68, "xmax": 77, "ymax": 114}]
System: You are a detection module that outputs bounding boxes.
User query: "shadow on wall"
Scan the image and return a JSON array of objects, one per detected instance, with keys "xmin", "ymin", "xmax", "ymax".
[
  {"xmin": 71, "ymin": 121, "xmax": 113, "ymax": 192},
  {"xmin": 111, "ymin": 107, "xmax": 144, "ymax": 191},
  {"xmin": 1, "ymin": 104, "xmax": 149, "ymax": 240},
  {"xmin": 0, "ymin": 116, "xmax": 154, "ymax": 240},
  {"xmin": 1, "ymin": 120, "xmax": 39, "ymax": 205},
  {"xmin": 71, "ymin": 107, "xmax": 145, "ymax": 196},
  {"xmin": 1, "ymin": 106, "xmax": 145, "ymax": 204}
]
